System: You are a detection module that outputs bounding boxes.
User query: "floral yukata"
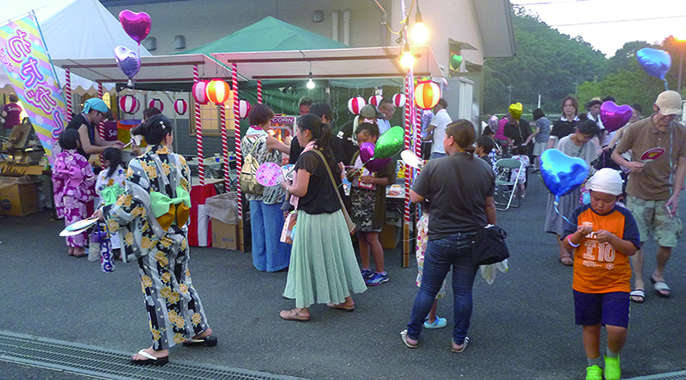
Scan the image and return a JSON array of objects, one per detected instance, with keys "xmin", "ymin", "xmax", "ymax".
[
  {"xmin": 103, "ymin": 145, "xmax": 210, "ymax": 350},
  {"xmin": 96, "ymin": 166, "xmax": 126, "ymax": 249},
  {"xmin": 52, "ymin": 149, "xmax": 95, "ymax": 248}
]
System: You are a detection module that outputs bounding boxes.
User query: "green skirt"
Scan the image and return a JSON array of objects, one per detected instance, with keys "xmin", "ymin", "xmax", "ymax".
[{"xmin": 283, "ymin": 209, "xmax": 367, "ymax": 308}]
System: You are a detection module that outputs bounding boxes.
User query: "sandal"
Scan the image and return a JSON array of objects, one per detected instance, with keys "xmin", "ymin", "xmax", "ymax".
[
  {"xmin": 182, "ymin": 335, "xmax": 218, "ymax": 347},
  {"xmin": 650, "ymin": 276, "xmax": 671, "ymax": 298},
  {"xmin": 629, "ymin": 289, "xmax": 645, "ymax": 303},
  {"xmin": 451, "ymin": 337, "xmax": 469, "ymax": 353},
  {"xmin": 279, "ymin": 309, "xmax": 310, "ymax": 321},
  {"xmin": 326, "ymin": 302, "xmax": 355, "ymax": 312},
  {"xmin": 400, "ymin": 329, "xmax": 418, "ymax": 349},
  {"xmin": 131, "ymin": 349, "xmax": 169, "ymax": 366},
  {"xmin": 559, "ymin": 256, "xmax": 574, "ymax": 266}
]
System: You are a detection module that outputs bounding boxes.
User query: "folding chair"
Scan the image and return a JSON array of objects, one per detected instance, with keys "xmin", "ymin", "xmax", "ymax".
[{"xmin": 494, "ymin": 158, "xmax": 524, "ymax": 211}]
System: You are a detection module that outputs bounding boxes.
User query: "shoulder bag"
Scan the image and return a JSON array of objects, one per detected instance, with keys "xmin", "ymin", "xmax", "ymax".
[
  {"xmin": 312, "ymin": 149, "xmax": 356, "ymax": 234},
  {"xmin": 240, "ymin": 136, "xmax": 266, "ymax": 195}
]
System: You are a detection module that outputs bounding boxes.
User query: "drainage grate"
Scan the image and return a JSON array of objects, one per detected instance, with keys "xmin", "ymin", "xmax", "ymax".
[
  {"xmin": 0, "ymin": 330, "xmax": 304, "ymax": 380},
  {"xmin": 627, "ymin": 372, "xmax": 686, "ymax": 380}
]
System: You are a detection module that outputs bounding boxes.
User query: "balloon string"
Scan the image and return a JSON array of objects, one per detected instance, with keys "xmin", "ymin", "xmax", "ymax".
[
  {"xmin": 663, "ymin": 79, "xmax": 669, "ymax": 91},
  {"xmin": 554, "ymin": 198, "xmax": 577, "ymax": 227}
]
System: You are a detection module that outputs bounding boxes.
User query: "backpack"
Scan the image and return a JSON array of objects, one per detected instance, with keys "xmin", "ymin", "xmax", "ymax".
[{"xmin": 239, "ymin": 135, "xmax": 266, "ymax": 195}]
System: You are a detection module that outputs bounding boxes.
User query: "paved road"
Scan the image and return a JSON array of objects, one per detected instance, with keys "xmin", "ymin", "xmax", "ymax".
[{"xmin": 1, "ymin": 175, "xmax": 684, "ymax": 379}]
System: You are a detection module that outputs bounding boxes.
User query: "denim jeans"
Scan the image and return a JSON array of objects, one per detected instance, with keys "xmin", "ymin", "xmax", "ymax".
[
  {"xmin": 407, "ymin": 233, "xmax": 477, "ymax": 344},
  {"xmin": 429, "ymin": 152, "xmax": 448, "ymax": 160},
  {"xmin": 249, "ymin": 200, "xmax": 291, "ymax": 272}
]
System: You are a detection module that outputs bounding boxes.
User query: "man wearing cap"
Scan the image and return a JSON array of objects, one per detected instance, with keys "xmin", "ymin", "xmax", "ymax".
[
  {"xmin": 422, "ymin": 98, "xmax": 452, "ymax": 160},
  {"xmin": 337, "ymin": 104, "xmax": 385, "ymax": 165},
  {"xmin": 611, "ymin": 90, "xmax": 685, "ymax": 302},
  {"xmin": 66, "ymin": 98, "xmax": 124, "ymax": 160}
]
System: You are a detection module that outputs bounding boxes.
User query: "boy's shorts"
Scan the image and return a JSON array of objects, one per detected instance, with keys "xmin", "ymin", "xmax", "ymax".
[
  {"xmin": 626, "ymin": 195, "xmax": 682, "ymax": 247},
  {"xmin": 574, "ymin": 290, "xmax": 630, "ymax": 328}
]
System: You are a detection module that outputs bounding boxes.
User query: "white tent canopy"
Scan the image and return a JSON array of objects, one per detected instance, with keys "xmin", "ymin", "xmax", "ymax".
[{"xmin": 0, "ymin": 0, "xmax": 151, "ymax": 95}]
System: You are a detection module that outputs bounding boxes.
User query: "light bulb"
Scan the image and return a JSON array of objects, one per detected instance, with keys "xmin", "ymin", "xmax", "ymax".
[
  {"xmin": 400, "ymin": 49, "xmax": 415, "ymax": 69},
  {"xmin": 307, "ymin": 78, "xmax": 315, "ymax": 89},
  {"xmin": 412, "ymin": 22, "xmax": 428, "ymax": 44}
]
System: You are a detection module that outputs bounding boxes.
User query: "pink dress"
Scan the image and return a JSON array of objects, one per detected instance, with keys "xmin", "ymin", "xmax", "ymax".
[{"xmin": 52, "ymin": 149, "xmax": 95, "ymax": 248}]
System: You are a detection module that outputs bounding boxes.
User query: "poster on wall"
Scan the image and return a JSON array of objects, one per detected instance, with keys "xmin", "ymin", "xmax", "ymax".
[{"xmin": 0, "ymin": 11, "xmax": 67, "ymax": 159}]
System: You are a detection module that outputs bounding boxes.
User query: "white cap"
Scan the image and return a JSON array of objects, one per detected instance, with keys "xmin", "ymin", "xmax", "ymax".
[
  {"xmin": 655, "ymin": 90, "xmax": 682, "ymax": 116},
  {"xmin": 587, "ymin": 168, "xmax": 623, "ymax": 196}
]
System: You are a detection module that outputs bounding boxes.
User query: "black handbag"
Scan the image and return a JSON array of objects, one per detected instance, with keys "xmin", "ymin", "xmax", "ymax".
[{"xmin": 472, "ymin": 225, "xmax": 510, "ymax": 266}]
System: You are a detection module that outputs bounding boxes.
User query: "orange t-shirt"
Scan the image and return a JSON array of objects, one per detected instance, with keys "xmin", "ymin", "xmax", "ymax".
[{"xmin": 563, "ymin": 205, "xmax": 640, "ymax": 294}]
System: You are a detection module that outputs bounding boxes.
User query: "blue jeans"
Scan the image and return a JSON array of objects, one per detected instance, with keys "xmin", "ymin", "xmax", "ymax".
[
  {"xmin": 407, "ymin": 233, "xmax": 477, "ymax": 344},
  {"xmin": 429, "ymin": 152, "xmax": 448, "ymax": 160},
  {"xmin": 249, "ymin": 200, "xmax": 291, "ymax": 272}
]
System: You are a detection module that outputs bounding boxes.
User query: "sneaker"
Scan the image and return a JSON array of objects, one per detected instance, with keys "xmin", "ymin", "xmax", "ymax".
[
  {"xmin": 604, "ymin": 355, "xmax": 621, "ymax": 380},
  {"xmin": 361, "ymin": 268, "xmax": 374, "ymax": 281},
  {"xmin": 366, "ymin": 272, "xmax": 389, "ymax": 286},
  {"xmin": 585, "ymin": 365, "xmax": 603, "ymax": 380},
  {"xmin": 423, "ymin": 317, "xmax": 447, "ymax": 329}
]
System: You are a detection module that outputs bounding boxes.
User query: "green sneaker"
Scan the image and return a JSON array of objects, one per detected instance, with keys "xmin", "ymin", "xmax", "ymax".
[
  {"xmin": 586, "ymin": 365, "xmax": 603, "ymax": 380},
  {"xmin": 604, "ymin": 355, "xmax": 621, "ymax": 380}
]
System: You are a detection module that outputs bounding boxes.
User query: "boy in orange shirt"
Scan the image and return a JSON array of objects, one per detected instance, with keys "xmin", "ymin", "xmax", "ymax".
[{"xmin": 563, "ymin": 168, "xmax": 640, "ymax": 380}]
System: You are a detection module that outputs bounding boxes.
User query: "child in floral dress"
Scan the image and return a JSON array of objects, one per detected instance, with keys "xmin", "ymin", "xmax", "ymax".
[
  {"xmin": 53, "ymin": 129, "xmax": 96, "ymax": 257},
  {"xmin": 96, "ymin": 147, "xmax": 126, "ymax": 252}
]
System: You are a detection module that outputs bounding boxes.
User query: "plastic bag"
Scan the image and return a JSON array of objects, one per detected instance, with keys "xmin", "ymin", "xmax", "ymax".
[
  {"xmin": 480, "ymin": 259, "xmax": 509, "ymax": 285},
  {"xmin": 205, "ymin": 192, "xmax": 239, "ymax": 225}
]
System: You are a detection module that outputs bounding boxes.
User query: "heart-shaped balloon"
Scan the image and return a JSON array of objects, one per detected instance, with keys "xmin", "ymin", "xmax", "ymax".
[
  {"xmin": 359, "ymin": 142, "xmax": 375, "ymax": 163},
  {"xmin": 114, "ymin": 46, "xmax": 141, "ymax": 80},
  {"xmin": 600, "ymin": 101, "xmax": 633, "ymax": 132},
  {"xmin": 365, "ymin": 157, "xmax": 392, "ymax": 172},
  {"xmin": 119, "ymin": 10, "xmax": 151, "ymax": 44},
  {"xmin": 509, "ymin": 102, "xmax": 523, "ymax": 121},
  {"xmin": 540, "ymin": 148, "xmax": 589, "ymax": 198},
  {"xmin": 374, "ymin": 126, "xmax": 404, "ymax": 159},
  {"xmin": 636, "ymin": 48, "xmax": 671, "ymax": 80}
]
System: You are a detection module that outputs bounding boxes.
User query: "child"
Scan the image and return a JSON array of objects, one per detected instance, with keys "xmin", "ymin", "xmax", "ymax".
[
  {"xmin": 95, "ymin": 147, "xmax": 126, "ymax": 253},
  {"xmin": 510, "ymin": 145, "xmax": 529, "ymax": 199},
  {"xmin": 415, "ymin": 201, "xmax": 448, "ymax": 329},
  {"xmin": 53, "ymin": 129, "xmax": 96, "ymax": 257},
  {"xmin": 562, "ymin": 168, "xmax": 640, "ymax": 380},
  {"xmin": 475, "ymin": 135, "xmax": 496, "ymax": 168},
  {"xmin": 348, "ymin": 123, "xmax": 395, "ymax": 286}
]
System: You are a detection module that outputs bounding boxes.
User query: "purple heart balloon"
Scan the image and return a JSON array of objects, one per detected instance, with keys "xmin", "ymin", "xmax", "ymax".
[
  {"xmin": 119, "ymin": 10, "xmax": 151, "ymax": 44},
  {"xmin": 359, "ymin": 142, "xmax": 375, "ymax": 163},
  {"xmin": 365, "ymin": 158, "xmax": 392, "ymax": 172},
  {"xmin": 114, "ymin": 46, "xmax": 141, "ymax": 80},
  {"xmin": 599, "ymin": 101, "xmax": 632, "ymax": 133}
]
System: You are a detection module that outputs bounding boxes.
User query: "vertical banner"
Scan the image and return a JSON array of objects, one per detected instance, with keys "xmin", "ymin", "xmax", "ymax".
[{"xmin": 0, "ymin": 12, "xmax": 67, "ymax": 158}]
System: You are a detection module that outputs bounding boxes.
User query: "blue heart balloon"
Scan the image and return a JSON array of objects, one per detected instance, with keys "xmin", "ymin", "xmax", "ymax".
[
  {"xmin": 540, "ymin": 149, "xmax": 589, "ymax": 198},
  {"xmin": 114, "ymin": 45, "xmax": 141, "ymax": 80},
  {"xmin": 636, "ymin": 48, "xmax": 671, "ymax": 80}
]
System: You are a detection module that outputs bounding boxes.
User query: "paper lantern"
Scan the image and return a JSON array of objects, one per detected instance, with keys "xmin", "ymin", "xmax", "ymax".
[
  {"xmin": 414, "ymin": 81, "xmax": 441, "ymax": 110},
  {"xmin": 392, "ymin": 93, "xmax": 407, "ymax": 108},
  {"xmin": 347, "ymin": 96, "xmax": 366, "ymax": 115},
  {"xmin": 206, "ymin": 79, "xmax": 231, "ymax": 105},
  {"xmin": 148, "ymin": 98, "xmax": 164, "ymax": 112},
  {"xmin": 368, "ymin": 95, "xmax": 383, "ymax": 107},
  {"xmin": 192, "ymin": 80, "xmax": 209, "ymax": 105},
  {"xmin": 238, "ymin": 100, "xmax": 251, "ymax": 119},
  {"xmin": 174, "ymin": 99, "xmax": 187, "ymax": 115},
  {"xmin": 119, "ymin": 94, "xmax": 139, "ymax": 114}
]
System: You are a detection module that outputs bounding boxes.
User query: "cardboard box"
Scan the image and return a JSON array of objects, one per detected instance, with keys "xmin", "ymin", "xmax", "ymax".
[
  {"xmin": 0, "ymin": 179, "xmax": 38, "ymax": 216},
  {"xmin": 211, "ymin": 218, "xmax": 238, "ymax": 250},
  {"xmin": 379, "ymin": 224, "xmax": 399, "ymax": 249}
]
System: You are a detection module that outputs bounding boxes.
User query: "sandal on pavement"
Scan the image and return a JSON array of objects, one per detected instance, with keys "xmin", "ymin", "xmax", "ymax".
[
  {"xmin": 650, "ymin": 276, "xmax": 671, "ymax": 298},
  {"xmin": 400, "ymin": 329, "xmax": 418, "ymax": 349},
  {"xmin": 451, "ymin": 337, "xmax": 469, "ymax": 353},
  {"xmin": 327, "ymin": 302, "xmax": 355, "ymax": 312},
  {"xmin": 280, "ymin": 309, "xmax": 310, "ymax": 321},
  {"xmin": 131, "ymin": 349, "xmax": 169, "ymax": 366},
  {"xmin": 559, "ymin": 256, "xmax": 574, "ymax": 266},
  {"xmin": 182, "ymin": 335, "xmax": 218, "ymax": 347},
  {"xmin": 629, "ymin": 289, "xmax": 645, "ymax": 303},
  {"xmin": 423, "ymin": 317, "xmax": 447, "ymax": 329}
]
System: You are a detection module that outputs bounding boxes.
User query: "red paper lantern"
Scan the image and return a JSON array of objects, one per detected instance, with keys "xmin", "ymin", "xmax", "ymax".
[
  {"xmin": 206, "ymin": 79, "xmax": 231, "ymax": 105},
  {"xmin": 414, "ymin": 81, "xmax": 441, "ymax": 110},
  {"xmin": 192, "ymin": 80, "xmax": 209, "ymax": 105},
  {"xmin": 238, "ymin": 100, "xmax": 251, "ymax": 119},
  {"xmin": 347, "ymin": 96, "xmax": 366, "ymax": 115},
  {"xmin": 368, "ymin": 95, "xmax": 383, "ymax": 107},
  {"xmin": 174, "ymin": 99, "xmax": 187, "ymax": 115},
  {"xmin": 393, "ymin": 93, "xmax": 407, "ymax": 108},
  {"xmin": 148, "ymin": 98, "xmax": 164, "ymax": 112},
  {"xmin": 119, "ymin": 94, "xmax": 139, "ymax": 114}
]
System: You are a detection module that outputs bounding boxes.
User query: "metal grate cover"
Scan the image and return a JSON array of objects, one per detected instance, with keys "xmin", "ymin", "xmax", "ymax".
[
  {"xmin": 0, "ymin": 330, "xmax": 304, "ymax": 380},
  {"xmin": 627, "ymin": 372, "xmax": 686, "ymax": 380}
]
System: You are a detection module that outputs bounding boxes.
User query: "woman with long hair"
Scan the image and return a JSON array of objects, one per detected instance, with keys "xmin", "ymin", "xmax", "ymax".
[{"xmin": 279, "ymin": 114, "xmax": 367, "ymax": 321}]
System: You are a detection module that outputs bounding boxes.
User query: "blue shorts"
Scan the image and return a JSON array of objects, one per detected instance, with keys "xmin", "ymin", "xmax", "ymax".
[{"xmin": 573, "ymin": 290, "xmax": 630, "ymax": 328}]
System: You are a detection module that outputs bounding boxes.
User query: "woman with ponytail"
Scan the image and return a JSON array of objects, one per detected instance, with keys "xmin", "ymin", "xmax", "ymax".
[{"xmin": 279, "ymin": 114, "xmax": 367, "ymax": 321}]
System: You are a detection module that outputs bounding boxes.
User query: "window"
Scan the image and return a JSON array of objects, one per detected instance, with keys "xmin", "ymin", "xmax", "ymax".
[{"xmin": 190, "ymin": 95, "xmax": 236, "ymax": 137}]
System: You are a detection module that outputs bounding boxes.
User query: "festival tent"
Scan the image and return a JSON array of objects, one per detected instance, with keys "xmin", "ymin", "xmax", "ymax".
[{"xmin": 0, "ymin": 0, "xmax": 151, "ymax": 95}]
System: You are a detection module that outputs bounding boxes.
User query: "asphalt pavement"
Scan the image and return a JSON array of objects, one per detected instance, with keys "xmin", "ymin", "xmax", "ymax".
[{"xmin": 1, "ymin": 173, "xmax": 685, "ymax": 380}]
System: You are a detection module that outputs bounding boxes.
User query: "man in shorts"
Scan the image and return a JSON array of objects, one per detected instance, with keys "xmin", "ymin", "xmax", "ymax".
[{"xmin": 611, "ymin": 90, "xmax": 685, "ymax": 302}]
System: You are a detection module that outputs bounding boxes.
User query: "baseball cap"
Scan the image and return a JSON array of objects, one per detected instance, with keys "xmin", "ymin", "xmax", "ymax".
[
  {"xmin": 587, "ymin": 168, "xmax": 623, "ymax": 196},
  {"xmin": 359, "ymin": 104, "xmax": 384, "ymax": 119},
  {"xmin": 655, "ymin": 90, "xmax": 682, "ymax": 116},
  {"xmin": 83, "ymin": 98, "xmax": 109, "ymax": 114},
  {"xmin": 585, "ymin": 97, "xmax": 602, "ymax": 108}
]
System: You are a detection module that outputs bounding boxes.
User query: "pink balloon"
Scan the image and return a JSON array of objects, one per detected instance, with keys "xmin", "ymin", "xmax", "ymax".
[
  {"xmin": 600, "ymin": 101, "xmax": 632, "ymax": 133},
  {"xmin": 359, "ymin": 142, "xmax": 375, "ymax": 163},
  {"xmin": 119, "ymin": 10, "xmax": 151, "ymax": 44},
  {"xmin": 365, "ymin": 158, "xmax": 392, "ymax": 172}
]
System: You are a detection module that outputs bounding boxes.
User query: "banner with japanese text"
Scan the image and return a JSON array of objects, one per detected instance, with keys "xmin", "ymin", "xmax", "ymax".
[{"xmin": 0, "ymin": 11, "xmax": 67, "ymax": 159}]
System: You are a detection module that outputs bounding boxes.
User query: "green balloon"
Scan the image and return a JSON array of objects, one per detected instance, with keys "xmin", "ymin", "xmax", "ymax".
[
  {"xmin": 374, "ymin": 126, "xmax": 405, "ymax": 159},
  {"xmin": 450, "ymin": 54, "xmax": 463, "ymax": 70}
]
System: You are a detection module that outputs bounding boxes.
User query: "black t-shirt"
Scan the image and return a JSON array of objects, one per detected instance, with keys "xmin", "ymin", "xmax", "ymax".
[
  {"xmin": 66, "ymin": 113, "xmax": 95, "ymax": 158},
  {"xmin": 290, "ymin": 136, "xmax": 346, "ymax": 165},
  {"xmin": 503, "ymin": 119, "xmax": 532, "ymax": 146},
  {"xmin": 413, "ymin": 153, "xmax": 495, "ymax": 239},
  {"xmin": 550, "ymin": 119, "xmax": 578, "ymax": 141},
  {"xmin": 337, "ymin": 120, "xmax": 358, "ymax": 165},
  {"xmin": 295, "ymin": 150, "xmax": 342, "ymax": 215}
]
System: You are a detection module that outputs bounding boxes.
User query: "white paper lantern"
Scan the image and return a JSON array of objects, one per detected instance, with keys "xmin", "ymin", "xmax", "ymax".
[
  {"xmin": 148, "ymin": 98, "xmax": 164, "ymax": 112},
  {"xmin": 347, "ymin": 96, "xmax": 366, "ymax": 115},
  {"xmin": 238, "ymin": 100, "xmax": 251, "ymax": 119},
  {"xmin": 368, "ymin": 95, "xmax": 383, "ymax": 107},
  {"xmin": 174, "ymin": 99, "xmax": 187, "ymax": 115},
  {"xmin": 393, "ymin": 93, "xmax": 407, "ymax": 108},
  {"xmin": 119, "ymin": 94, "xmax": 139, "ymax": 114}
]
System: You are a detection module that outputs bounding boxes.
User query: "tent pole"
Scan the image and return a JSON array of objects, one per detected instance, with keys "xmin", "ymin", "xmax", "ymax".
[
  {"xmin": 193, "ymin": 65, "xmax": 204, "ymax": 185},
  {"xmin": 232, "ymin": 63, "xmax": 244, "ymax": 252}
]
